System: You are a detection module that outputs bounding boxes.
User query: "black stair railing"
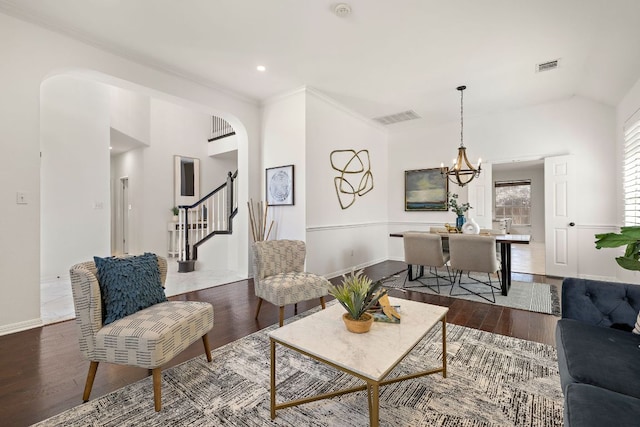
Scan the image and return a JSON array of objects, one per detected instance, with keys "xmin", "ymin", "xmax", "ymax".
[{"xmin": 177, "ymin": 170, "xmax": 238, "ymax": 265}]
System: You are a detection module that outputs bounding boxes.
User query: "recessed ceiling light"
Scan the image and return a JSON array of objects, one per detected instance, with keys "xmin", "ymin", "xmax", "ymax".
[
  {"xmin": 109, "ymin": 146, "xmax": 113, "ymax": 150},
  {"xmin": 256, "ymin": 65, "xmax": 266, "ymax": 72}
]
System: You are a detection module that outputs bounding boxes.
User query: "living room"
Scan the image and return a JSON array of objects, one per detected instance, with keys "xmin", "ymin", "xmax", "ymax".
[{"xmin": 2, "ymin": 1, "xmax": 640, "ymax": 425}]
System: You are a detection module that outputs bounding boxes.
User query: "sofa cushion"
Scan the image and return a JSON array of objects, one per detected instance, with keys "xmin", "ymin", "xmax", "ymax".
[
  {"xmin": 565, "ymin": 383, "xmax": 640, "ymax": 427},
  {"xmin": 94, "ymin": 253, "xmax": 168, "ymax": 325},
  {"xmin": 556, "ymin": 318, "xmax": 640, "ymax": 398},
  {"xmin": 561, "ymin": 277, "xmax": 640, "ymax": 328}
]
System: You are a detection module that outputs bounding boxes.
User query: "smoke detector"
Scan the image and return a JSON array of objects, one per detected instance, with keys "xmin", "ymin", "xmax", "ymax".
[{"xmin": 334, "ymin": 3, "xmax": 352, "ymax": 17}]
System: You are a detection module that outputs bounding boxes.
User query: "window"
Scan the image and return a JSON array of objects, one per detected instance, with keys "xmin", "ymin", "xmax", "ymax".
[
  {"xmin": 494, "ymin": 180, "xmax": 531, "ymax": 225},
  {"xmin": 624, "ymin": 118, "xmax": 640, "ymax": 225}
]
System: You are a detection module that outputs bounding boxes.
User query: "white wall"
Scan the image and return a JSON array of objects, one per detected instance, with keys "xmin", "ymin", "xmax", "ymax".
[
  {"xmin": 0, "ymin": 12, "xmax": 258, "ymax": 335},
  {"xmin": 261, "ymin": 89, "xmax": 306, "ymax": 241},
  {"xmin": 110, "ymin": 86, "xmax": 150, "ymax": 144},
  {"xmin": 388, "ymin": 96, "xmax": 618, "ymax": 279},
  {"xmin": 492, "ymin": 165, "xmax": 545, "ymax": 242},
  {"xmin": 305, "ymin": 89, "xmax": 389, "ymax": 277},
  {"xmin": 40, "ymin": 75, "xmax": 111, "ymax": 280}
]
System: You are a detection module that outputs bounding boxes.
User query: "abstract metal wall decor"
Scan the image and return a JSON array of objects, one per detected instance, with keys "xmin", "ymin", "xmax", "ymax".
[
  {"xmin": 405, "ymin": 168, "xmax": 448, "ymax": 211},
  {"xmin": 330, "ymin": 149, "xmax": 374, "ymax": 209},
  {"xmin": 266, "ymin": 164, "xmax": 294, "ymax": 206}
]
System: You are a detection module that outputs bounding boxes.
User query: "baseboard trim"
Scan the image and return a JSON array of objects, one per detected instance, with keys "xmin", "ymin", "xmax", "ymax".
[
  {"xmin": 0, "ymin": 318, "xmax": 43, "ymax": 336},
  {"xmin": 326, "ymin": 256, "xmax": 389, "ymax": 279}
]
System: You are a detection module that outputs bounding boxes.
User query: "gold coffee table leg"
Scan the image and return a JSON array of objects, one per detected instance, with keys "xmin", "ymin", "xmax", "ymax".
[
  {"xmin": 369, "ymin": 382, "xmax": 380, "ymax": 427},
  {"xmin": 442, "ymin": 315, "xmax": 447, "ymax": 378}
]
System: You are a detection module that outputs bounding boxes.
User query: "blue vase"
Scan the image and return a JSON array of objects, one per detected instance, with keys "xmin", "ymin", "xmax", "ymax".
[{"xmin": 456, "ymin": 215, "xmax": 466, "ymax": 231}]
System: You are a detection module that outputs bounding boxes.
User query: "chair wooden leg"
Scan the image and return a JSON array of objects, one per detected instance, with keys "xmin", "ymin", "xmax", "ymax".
[
  {"xmin": 82, "ymin": 361, "xmax": 99, "ymax": 402},
  {"xmin": 255, "ymin": 298, "xmax": 263, "ymax": 319},
  {"xmin": 202, "ymin": 334, "xmax": 212, "ymax": 362},
  {"xmin": 320, "ymin": 296, "xmax": 326, "ymax": 309},
  {"xmin": 152, "ymin": 367, "xmax": 162, "ymax": 412},
  {"xmin": 279, "ymin": 306, "xmax": 285, "ymax": 327}
]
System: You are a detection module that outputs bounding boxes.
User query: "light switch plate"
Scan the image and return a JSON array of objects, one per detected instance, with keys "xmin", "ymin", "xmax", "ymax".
[{"xmin": 16, "ymin": 192, "xmax": 27, "ymax": 204}]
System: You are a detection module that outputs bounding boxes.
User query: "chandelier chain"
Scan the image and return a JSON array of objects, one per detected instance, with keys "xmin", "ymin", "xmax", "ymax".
[{"xmin": 460, "ymin": 88, "xmax": 464, "ymax": 147}]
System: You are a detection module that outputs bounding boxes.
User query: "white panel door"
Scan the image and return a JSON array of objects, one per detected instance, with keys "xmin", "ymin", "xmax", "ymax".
[
  {"xmin": 544, "ymin": 155, "xmax": 577, "ymax": 277},
  {"xmin": 467, "ymin": 163, "xmax": 492, "ymax": 229}
]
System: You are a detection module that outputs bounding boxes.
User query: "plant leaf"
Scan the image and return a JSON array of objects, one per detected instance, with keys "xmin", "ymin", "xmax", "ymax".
[
  {"xmin": 594, "ymin": 233, "xmax": 639, "ymax": 249},
  {"xmin": 616, "ymin": 256, "xmax": 640, "ymax": 271}
]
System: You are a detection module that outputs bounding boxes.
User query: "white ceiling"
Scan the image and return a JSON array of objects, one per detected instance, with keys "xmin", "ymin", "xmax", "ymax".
[{"xmin": 3, "ymin": 0, "xmax": 640, "ymax": 126}]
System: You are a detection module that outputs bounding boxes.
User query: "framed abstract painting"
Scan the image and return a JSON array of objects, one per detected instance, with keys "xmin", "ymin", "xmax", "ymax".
[{"xmin": 404, "ymin": 168, "xmax": 448, "ymax": 211}]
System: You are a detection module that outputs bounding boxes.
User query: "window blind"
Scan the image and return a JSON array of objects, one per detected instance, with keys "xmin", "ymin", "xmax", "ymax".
[{"xmin": 624, "ymin": 119, "xmax": 640, "ymax": 225}]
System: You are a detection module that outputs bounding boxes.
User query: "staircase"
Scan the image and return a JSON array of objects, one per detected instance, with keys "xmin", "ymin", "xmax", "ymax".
[{"xmin": 176, "ymin": 170, "xmax": 238, "ymax": 272}]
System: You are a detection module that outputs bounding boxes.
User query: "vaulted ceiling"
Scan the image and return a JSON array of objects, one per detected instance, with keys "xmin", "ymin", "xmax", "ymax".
[{"xmin": 3, "ymin": 0, "xmax": 640, "ymax": 126}]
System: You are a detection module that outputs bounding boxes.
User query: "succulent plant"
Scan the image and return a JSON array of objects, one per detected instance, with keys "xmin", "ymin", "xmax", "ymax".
[{"xmin": 328, "ymin": 269, "xmax": 387, "ymax": 320}]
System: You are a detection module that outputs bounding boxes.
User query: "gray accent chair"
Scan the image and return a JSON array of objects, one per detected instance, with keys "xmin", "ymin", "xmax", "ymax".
[
  {"xmin": 402, "ymin": 232, "xmax": 451, "ymax": 293},
  {"xmin": 448, "ymin": 234, "xmax": 501, "ymax": 303},
  {"xmin": 252, "ymin": 240, "xmax": 329, "ymax": 327},
  {"xmin": 69, "ymin": 255, "xmax": 214, "ymax": 411},
  {"xmin": 556, "ymin": 277, "xmax": 640, "ymax": 426}
]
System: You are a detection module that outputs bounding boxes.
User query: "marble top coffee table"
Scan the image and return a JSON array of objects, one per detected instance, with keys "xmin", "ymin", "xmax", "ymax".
[{"xmin": 268, "ymin": 297, "xmax": 448, "ymax": 427}]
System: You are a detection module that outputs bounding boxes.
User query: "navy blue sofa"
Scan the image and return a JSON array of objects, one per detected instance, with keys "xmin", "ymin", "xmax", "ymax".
[{"xmin": 556, "ymin": 277, "xmax": 640, "ymax": 426}]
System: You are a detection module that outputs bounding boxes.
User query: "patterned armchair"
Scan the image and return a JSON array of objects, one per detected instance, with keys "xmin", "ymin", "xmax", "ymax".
[
  {"xmin": 69, "ymin": 255, "xmax": 214, "ymax": 411},
  {"xmin": 252, "ymin": 240, "xmax": 329, "ymax": 326}
]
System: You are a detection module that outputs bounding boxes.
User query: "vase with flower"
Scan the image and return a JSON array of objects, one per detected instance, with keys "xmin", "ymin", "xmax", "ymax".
[{"xmin": 448, "ymin": 193, "xmax": 472, "ymax": 231}]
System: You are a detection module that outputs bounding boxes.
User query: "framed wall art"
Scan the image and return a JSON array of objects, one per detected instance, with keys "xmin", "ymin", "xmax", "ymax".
[
  {"xmin": 404, "ymin": 168, "xmax": 448, "ymax": 211},
  {"xmin": 266, "ymin": 164, "xmax": 294, "ymax": 206}
]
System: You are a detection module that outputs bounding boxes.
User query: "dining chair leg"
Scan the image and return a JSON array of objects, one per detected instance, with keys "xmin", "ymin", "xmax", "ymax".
[
  {"xmin": 279, "ymin": 306, "xmax": 285, "ymax": 327},
  {"xmin": 255, "ymin": 298, "xmax": 263, "ymax": 319},
  {"xmin": 152, "ymin": 367, "xmax": 162, "ymax": 411},
  {"xmin": 320, "ymin": 296, "xmax": 326, "ymax": 309},
  {"xmin": 82, "ymin": 361, "xmax": 99, "ymax": 402}
]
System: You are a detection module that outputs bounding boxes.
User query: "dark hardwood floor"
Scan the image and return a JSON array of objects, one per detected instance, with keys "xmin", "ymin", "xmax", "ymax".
[{"xmin": 0, "ymin": 260, "xmax": 561, "ymax": 426}]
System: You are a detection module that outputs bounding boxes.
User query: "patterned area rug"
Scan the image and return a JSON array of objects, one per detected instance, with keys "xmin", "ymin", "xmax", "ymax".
[
  {"xmin": 381, "ymin": 271, "xmax": 561, "ymax": 316},
  {"xmin": 34, "ymin": 306, "xmax": 564, "ymax": 426}
]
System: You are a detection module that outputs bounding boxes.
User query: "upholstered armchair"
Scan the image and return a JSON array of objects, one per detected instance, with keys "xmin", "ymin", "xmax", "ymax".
[
  {"xmin": 252, "ymin": 240, "xmax": 329, "ymax": 326},
  {"xmin": 69, "ymin": 254, "xmax": 214, "ymax": 411}
]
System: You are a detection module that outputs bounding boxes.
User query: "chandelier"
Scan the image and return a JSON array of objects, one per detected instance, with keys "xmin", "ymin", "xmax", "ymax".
[{"xmin": 441, "ymin": 85, "xmax": 481, "ymax": 187}]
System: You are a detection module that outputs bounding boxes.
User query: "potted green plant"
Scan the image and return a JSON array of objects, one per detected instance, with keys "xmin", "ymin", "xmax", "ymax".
[
  {"xmin": 448, "ymin": 192, "xmax": 472, "ymax": 230},
  {"xmin": 171, "ymin": 206, "xmax": 179, "ymax": 222},
  {"xmin": 328, "ymin": 269, "xmax": 387, "ymax": 333},
  {"xmin": 595, "ymin": 226, "xmax": 640, "ymax": 270}
]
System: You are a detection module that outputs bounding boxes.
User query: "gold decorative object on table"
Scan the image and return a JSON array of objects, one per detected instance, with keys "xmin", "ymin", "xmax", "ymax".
[
  {"xmin": 444, "ymin": 224, "xmax": 460, "ymax": 233},
  {"xmin": 378, "ymin": 294, "xmax": 401, "ymax": 321}
]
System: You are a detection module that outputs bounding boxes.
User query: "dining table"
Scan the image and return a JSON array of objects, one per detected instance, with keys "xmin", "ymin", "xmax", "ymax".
[{"xmin": 390, "ymin": 230, "xmax": 531, "ymax": 296}]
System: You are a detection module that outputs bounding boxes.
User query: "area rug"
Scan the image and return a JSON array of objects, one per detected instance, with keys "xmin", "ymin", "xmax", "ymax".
[
  {"xmin": 381, "ymin": 271, "xmax": 561, "ymax": 316},
  {"xmin": 33, "ymin": 310, "xmax": 564, "ymax": 426}
]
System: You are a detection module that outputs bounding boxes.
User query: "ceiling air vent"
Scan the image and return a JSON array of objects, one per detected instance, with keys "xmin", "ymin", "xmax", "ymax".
[
  {"xmin": 372, "ymin": 110, "xmax": 420, "ymax": 125},
  {"xmin": 536, "ymin": 59, "xmax": 560, "ymax": 73}
]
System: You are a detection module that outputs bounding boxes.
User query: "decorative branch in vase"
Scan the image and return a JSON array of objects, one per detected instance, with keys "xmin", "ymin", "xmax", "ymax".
[{"xmin": 448, "ymin": 193, "xmax": 472, "ymax": 231}]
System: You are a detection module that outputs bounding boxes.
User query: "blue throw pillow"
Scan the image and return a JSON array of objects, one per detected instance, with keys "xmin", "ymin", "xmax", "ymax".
[{"xmin": 94, "ymin": 253, "xmax": 168, "ymax": 325}]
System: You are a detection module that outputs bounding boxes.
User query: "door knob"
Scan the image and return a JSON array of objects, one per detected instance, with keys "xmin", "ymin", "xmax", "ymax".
[{"xmin": 569, "ymin": 222, "xmax": 575, "ymax": 227}]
